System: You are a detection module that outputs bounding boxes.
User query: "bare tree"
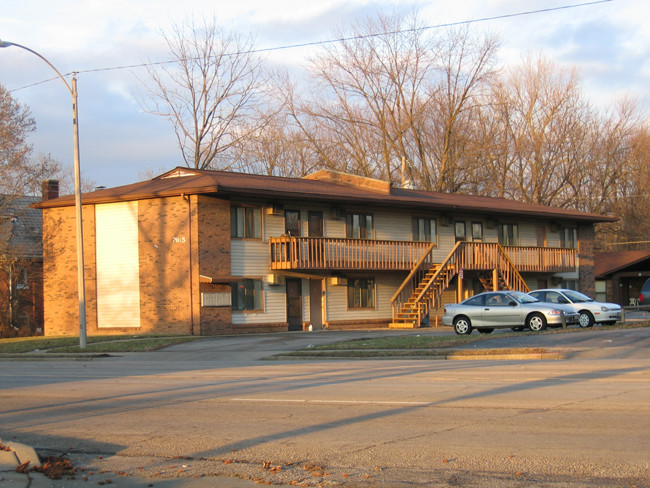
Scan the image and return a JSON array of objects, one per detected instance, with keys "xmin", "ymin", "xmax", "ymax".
[
  {"xmin": 287, "ymin": 12, "xmax": 498, "ymax": 190},
  {"xmin": 479, "ymin": 55, "xmax": 592, "ymax": 206},
  {"xmin": 141, "ymin": 16, "xmax": 269, "ymax": 170}
]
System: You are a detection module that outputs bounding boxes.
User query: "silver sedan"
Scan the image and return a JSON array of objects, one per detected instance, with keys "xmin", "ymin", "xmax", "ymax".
[{"xmin": 442, "ymin": 290, "xmax": 580, "ymax": 335}]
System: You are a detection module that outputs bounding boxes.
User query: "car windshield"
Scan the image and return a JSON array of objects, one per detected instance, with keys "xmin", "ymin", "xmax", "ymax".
[
  {"xmin": 508, "ymin": 291, "xmax": 538, "ymax": 304},
  {"xmin": 563, "ymin": 290, "xmax": 593, "ymax": 303}
]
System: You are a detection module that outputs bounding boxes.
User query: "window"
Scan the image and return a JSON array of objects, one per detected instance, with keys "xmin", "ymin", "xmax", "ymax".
[
  {"xmin": 231, "ymin": 206, "xmax": 261, "ymax": 239},
  {"xmin": 484, "ymin": 293, "xmax": 510, "ymax": 306},
  {"xmin": 347, "ymin": 278, "xmax": 376, "ymax": 309},
  {"xmin": 15, "ymin": 268, "xmax": 28, "ymax": 290},
  {"xmin": 471, "ymin": 222, "xmax": 483, "ymax": 241},
  {"xmin": 232, "ymin": 279, "xmax": 263, "ymax": 311},
  {"xmin": 560, "ymin": 227, "xmax": 577, "ymax": 249},
  {"xmin": 464, "ymin": 295, "xmax": 484, "ymax": 306},
  {"xmin": 498, "ymin": 223, "xmax": 519, "ymax": 246},
  {"xmin": 285, "ymin": 210, "xmax": 300, "ymax": 236},
  {"xmin": 346, "ymin": 212, "xmax": 373, "ymax": 239},
  {"xmin": 455, "ymin": 221, "xmax": 466, "ymax": 242},
  {"xmin": 412, "ymin": 217, "xmax": 437, "ymax": 243}
]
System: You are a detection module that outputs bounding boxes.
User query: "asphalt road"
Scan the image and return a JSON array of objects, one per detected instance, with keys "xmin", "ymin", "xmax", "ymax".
[{"xmin": 1, "ymin": 327, "xmax": 649, "ymax": 488}]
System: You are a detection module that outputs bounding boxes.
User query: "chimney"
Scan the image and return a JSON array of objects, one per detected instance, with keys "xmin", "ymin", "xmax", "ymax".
[{"xmin": 41, "ymin": 180, "xmax": 60, "ymax": 201}]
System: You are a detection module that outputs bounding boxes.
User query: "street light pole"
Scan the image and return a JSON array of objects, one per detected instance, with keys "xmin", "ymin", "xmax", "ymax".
[{"xmin": 0, "ymin": 40, "xmax": 87, "ymax": 348}]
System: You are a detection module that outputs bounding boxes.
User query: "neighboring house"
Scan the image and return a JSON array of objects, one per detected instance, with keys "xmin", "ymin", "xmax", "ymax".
[
  {"xmin": 33, "ymin": 168, "xmax": 615, "ymax": 336},
  {"xmin": 0, "ymin": 181, "xmax": 58, "ymax": 336},
  {"xmin": 595, "ymin": 250, "xmax": 650, "ymax": 306}
]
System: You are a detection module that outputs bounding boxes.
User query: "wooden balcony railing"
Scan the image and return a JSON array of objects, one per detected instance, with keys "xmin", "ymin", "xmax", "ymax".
[
  {"xmin": 269, "ymin": 237, "xmax": 577, "ymax": 273},
  {"xmin": 269, "ymin": 236, "xmax": 431, "ymax": 271},
  {"xmin": 503, "ymin": 246, "xmax": 576, "ymax": 273}
]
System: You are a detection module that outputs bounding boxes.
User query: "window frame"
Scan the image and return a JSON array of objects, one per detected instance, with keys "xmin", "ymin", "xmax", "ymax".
[
  {"xmin": 231, "ymin": 278, "xmax": 264, "ymax": 312},
  {"xmin": 471, "ymin": 222, "xmax": 483, "ymax": 241},
  {"xmin": 231, "ymin": 205, "xmax": 262, "ymax": 239},
  {"xmin": 498, "ymin": 223, "xmax": 519, "ymax": 246},
  {"xmin": 346, "ymin": 278, "xmax": 376, "ymax": 310},
  {"xmin": 346, "ymin": 212, "xmax": 373, "ymax": 240},
  {"xmin": 412, "ymin": 217, "xmax": 438, "ymax": 244},
  {"xmin": 454, "ymin": 221, "xmax": 466, "ymax": 242},
  {"xmin": 559, "ymin": 226, "xmax": 578, "ymax": 249}
]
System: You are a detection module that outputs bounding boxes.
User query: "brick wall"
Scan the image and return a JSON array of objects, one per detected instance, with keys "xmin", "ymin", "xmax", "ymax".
[
  {"xmin": 138, "ymin": 197, "xmax": 193, "ymax": 335},
  {"xmin": 42, "ymin": 205, "xmax": 96, "ymax": 336},
  {"xmin": 194, "ymin": 195, "xmax": 233, "ymax": 334},
  {"xmin": 43, "ymin": 195, "xmax": 237, "ymax": 337}
]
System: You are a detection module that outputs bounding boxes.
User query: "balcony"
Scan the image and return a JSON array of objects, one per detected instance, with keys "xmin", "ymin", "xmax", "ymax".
[
  {"xmin": 503, "ymin": 246, "xmax": 576, "ymax": 273},
  {"xmin": 269, "ymin": 237, "xmax": 577, "ymax": 274},
  {"xmin": 269, "ymin": 236, "xmax": 431, "ymax": 271}
]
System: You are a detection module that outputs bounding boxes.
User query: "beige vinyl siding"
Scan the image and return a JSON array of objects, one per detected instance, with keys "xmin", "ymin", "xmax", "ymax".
[
  {"xmin": 325, "ymin": 275, "xmax": 402, "ymax": 322},
  {"xmin": 231, "ymin": 211, "xmax": 284, "ymax": 324},
  {"xmin": 95, "ymin": 202, "xmax": 141, "ymax": 328}
]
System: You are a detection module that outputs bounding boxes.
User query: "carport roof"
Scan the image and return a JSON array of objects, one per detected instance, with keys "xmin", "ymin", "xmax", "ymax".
[
  {"xmin": 33, "ymin": 167, "xmax": 616, "ymax": 223},
  {"xmin": 595, "ymin": 250, "xmax": 650, "ymax": 278}
]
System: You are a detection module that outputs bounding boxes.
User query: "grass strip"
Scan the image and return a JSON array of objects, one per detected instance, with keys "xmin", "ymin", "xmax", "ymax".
[
  {"xmin": 274, "ymin": 347, "xmax": 550, "ymax": 359},
  {"xmin": 0, "ymin": 335, "xmax": 200, "ymax": 353}
]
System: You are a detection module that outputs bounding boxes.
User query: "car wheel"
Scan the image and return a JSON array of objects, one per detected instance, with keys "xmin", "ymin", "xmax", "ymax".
[
  {"xmin": 511, "ymin": 327, "xmax": 524, "ymax": 332},
  {"xmin": 453, "ymin": 316, "xmax": 472, "ymax": 335},
  {"xmin": 578, "ymin": 311, "xmax": 594, "ymax": 328},
  {"xmin": 478, "ymin": 328, "xmax": 494, "ymax": 334},
  {"xmin": 527, "ymin": 313, "xmax": 547, "ymax": 331}
]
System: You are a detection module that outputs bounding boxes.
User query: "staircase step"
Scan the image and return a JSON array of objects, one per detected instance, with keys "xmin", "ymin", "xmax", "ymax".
[{"xmin": 389, "ymin": 321, "xmax": 418, "ymax": 329}]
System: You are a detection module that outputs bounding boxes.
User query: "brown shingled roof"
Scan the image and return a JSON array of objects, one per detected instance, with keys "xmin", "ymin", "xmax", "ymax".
[
  {"xmin": 33, "ymin": 167, "xmax": 616, "ymax": 223},
  {"xmin": 595, "ymin": 250, "xmax": 650, "ymax": 278}
]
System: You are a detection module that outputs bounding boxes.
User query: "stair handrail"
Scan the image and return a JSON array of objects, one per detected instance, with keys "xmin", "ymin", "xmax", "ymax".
[
  {"xmin": 413, "ymin": 241, "xmax": 464, "ymax": 304},
  {"xmin": 495, "ymin": 243, "xmax": 529, "ymax": 292},
  {"xmin": 390, "ymin": 242, "xmax": 436, "ymax": 321}
]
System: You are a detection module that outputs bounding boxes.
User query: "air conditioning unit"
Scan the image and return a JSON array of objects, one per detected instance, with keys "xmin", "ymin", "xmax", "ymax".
[
  {"xmin": 332, "ymin": 207, "xmax": 346, "ymax": 220},
  {"xmin": 266, "ymin": 204, "xmax": 284, "ymax": 216},
  {"xmin": 267, "ymin": 274, "xmax": 285, "ymax": 285},
  {"xmin": 329, "ymin": 276, "xmax": 347, "ymax": 286}
]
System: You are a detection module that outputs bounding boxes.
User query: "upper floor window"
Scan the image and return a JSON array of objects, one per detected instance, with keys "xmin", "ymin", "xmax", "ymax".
[
  {"xmin": 346, "ymin": 212, "xmax": 373, "ymax": 240},
  {"xmin": 498, "ymin": 223, "xmax": 519, "ymax": 246},
  {"xmin": 285, "ymin": 210, "xmax": 300, "ymax": 236},
  {"xmin": 471, "ymin": 222, "xmax": 483, "ymax": 241},
  {"xmin": 560, "ymin": 227, "xmax": 577, "ymax": 249},
  {"xmin": 455, "ymin": 221, "xmax": 466, "ymax": 242},
  {"xmin": 231, "ymin": 206, "xmax": 261, "ymax": 239},
  {"xmin": 232, "ymin": 278, "xmax": 263, "ymax": 311},
  {"xmin": 412, "ymin": 217, "xmax": 437, "ymax": 243},
  {"xmin": 347, "ymin": 278, "xmax": 376, "ymax": 309}
]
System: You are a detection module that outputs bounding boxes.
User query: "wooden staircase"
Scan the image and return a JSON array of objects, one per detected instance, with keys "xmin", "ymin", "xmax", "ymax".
[{"xmin": 390, "ymin": 242, "xmax": 529, "ymax": 328}]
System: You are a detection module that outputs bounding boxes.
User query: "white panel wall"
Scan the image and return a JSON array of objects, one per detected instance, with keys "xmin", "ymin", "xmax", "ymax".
[
  {"xmin": 325, "ymin": 275, "xmax": 404, "ymax": 322},
  {"xmin": 231, "ymin": 211, "xmax": 285, "ymax": 324},
  {"xmin": 96, "ymin": 202, "xmax": 141, "ymax": 328}
]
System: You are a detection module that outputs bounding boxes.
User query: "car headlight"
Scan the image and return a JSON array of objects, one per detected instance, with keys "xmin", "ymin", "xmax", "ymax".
[
  {"xmin": 601, "ymin": 306, "xmax": 612, "ymax": 311},
  {"xmin": 548, "ymin": 310, "xmax": 561, "ymax": 315}
]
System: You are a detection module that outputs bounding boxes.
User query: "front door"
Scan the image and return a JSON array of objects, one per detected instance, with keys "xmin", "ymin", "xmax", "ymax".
[
  {"xmin": 309, "ymin": 279, "xmax": 324, "ymax": 330},
  {"xmin": 286, "ymin": 278, "xmax": 303, "ymax": 331}
]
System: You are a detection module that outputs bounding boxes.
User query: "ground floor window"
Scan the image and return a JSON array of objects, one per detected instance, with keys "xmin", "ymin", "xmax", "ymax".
[
  {"xmin": 232, "ymin": 279, "xmax": 263, "ymax": 311},
  {"xmin": 347, "ymin": 278, "xmax": 376, "ymax": 309}
]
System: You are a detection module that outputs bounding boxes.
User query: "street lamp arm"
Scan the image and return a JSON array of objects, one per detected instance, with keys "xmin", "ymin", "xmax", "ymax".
[{"xmin": 0, "ymin": 39, "xmax": 73, "ymax": 95}]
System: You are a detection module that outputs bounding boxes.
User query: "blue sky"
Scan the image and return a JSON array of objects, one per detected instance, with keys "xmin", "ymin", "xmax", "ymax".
[{"xmin": 1, "ymin": 0, "xmax": 648, "ymax": 190}]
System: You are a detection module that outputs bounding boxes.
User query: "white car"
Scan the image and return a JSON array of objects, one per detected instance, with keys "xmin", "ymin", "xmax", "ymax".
[{"xmin": 528, "ymin": 289, "xmax": 621, "ymax": 327}]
